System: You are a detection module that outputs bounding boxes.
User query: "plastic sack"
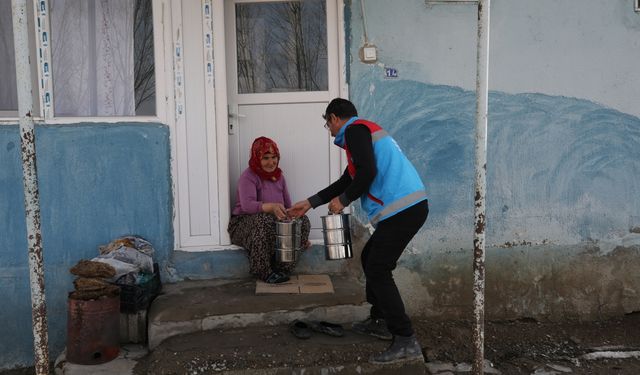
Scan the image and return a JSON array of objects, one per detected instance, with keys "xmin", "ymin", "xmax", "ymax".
[
  {"xmin": 92, "ymin": 257, "xmax": 140, "ymax": 282},
  {"xmin": 99, "ymin": 235, "xmax": 155, "ymax": 257},
  {"xmin": 93, "ymin": 235, "xmax": 156, "ymax": 281}
]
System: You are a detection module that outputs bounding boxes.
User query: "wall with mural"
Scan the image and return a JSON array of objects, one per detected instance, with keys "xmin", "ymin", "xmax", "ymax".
[
  {"xmin": 2, "ymin": 0, "xmax": 640, "ymax": 370},
  {"xmin": 0, "ymin": 124, "xmax": 173, "ymax": 368},
  {"xmin": 345, "ymin": 0, "xmax": 640, "ymax": 319}
]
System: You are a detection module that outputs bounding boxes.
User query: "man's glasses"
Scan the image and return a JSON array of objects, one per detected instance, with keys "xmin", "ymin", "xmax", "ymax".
[{"xmin": 323, "ymin": 113, "xmax": 331, "ymax": 130}]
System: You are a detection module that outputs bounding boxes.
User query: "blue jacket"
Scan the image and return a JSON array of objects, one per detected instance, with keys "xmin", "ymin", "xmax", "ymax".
[{"xmin": 334, "ymin": 117, "xmax": 427, "ymax": 226}]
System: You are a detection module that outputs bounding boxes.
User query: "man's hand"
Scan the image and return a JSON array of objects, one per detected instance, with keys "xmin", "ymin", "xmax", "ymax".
[
  {"xmin": 287, "ymin": 200, "xmax": 311, "ymax": 218},
  {"xmin": 328, "ymin": 197, "xmax": 345, "ymax": 214},
  {"xmin": 262, "ymin": 202, "xmax": 287, "ymax": 220}
]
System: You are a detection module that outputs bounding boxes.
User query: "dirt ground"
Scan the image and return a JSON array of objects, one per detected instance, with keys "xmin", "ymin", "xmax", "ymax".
[
  {"xmin": 134, "ymin": 312, "xmax": 640, "ymax": 374},
  {"xmin": 3, "ymin": 313, "xmax": 640, "ymax": 374},
  {"xmin": 417, "ymin": 312, "xmax": 640, "ymax": 374}
]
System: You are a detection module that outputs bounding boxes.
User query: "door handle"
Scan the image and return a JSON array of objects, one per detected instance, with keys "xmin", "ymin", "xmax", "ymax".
[{"xmin": 228, "ymin": 112, "xmax": 245, "ymax": 135}]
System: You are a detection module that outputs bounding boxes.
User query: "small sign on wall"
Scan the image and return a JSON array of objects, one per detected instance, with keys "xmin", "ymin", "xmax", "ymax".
[{"xmin": 385, "ymin": 67, "xmax": 398, "ymax": 78}]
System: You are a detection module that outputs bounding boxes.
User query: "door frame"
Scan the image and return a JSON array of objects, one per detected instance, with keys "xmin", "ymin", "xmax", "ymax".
[{"xmin": 167, "ymin": 0, "xmax": 347, "ymax": 250}]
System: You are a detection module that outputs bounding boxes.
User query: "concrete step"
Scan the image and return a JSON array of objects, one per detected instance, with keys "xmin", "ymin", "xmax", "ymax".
[
  {"xmin": 56, "ymin": 274, "xmax": 427, "ymax": 375},
  {"xmin": 148, "ymin": 275, "xmax": 370, "ymax": 350},
  {"xmin": 54, "ymin": 345, "xmax": 148, "ymax": 375}
]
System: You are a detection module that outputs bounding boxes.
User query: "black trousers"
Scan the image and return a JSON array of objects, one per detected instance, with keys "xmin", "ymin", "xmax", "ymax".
[{"xmin": 361, "ymin": 199, "xmax": 429, "ymax": 337}]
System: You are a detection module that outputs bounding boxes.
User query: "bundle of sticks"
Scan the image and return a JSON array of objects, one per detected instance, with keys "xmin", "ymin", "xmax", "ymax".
[{"xmin": 69, "ymin": 260, "xmax": 120, "ymax": 300}]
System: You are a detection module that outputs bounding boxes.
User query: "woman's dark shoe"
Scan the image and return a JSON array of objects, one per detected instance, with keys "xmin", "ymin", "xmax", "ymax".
[
  {"xmin": 289, "ymin": 320, "xmax": 312, "ymax": 339},
  {"xmin": 264, "ymin": 271, "xmax": 290, "ymax": 284},
  {"xmin": 309, "ymin": 321, "xmax": 344, "ymax": 337}
]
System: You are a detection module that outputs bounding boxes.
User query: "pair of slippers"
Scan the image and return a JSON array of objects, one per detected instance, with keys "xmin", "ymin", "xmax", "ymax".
[
  {"xmin": 264, "ymin": 271, "xmax": 290, "ymax": 284},
  {"xmin": 289, "ymin": 320, "xmax": 344, "ymax": 339}
]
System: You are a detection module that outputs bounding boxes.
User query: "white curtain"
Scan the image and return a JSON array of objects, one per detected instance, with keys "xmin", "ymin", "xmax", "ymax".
[
  {"xmin": 50, "ymin": 0, "xmax": 135, "ymax": 116},
  {"xmin": 0, "ymin": 1, "xmax": 18, "ymax": 112}
]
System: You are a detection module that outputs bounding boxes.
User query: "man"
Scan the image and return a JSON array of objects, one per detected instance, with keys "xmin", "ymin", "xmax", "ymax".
[{"xmin": 288, "ymin": 98, "xmax": 429, "ymax": 363}]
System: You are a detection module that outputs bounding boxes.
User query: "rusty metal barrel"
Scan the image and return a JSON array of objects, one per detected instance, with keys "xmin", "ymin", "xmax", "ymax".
[{"xmin": 66, "ymin": 294, "xmax": 120, "ymax": 365}]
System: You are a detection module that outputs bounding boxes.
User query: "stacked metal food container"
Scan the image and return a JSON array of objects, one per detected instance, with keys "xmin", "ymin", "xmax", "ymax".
[{"xmin": 275, "ymin": 218, "xmax": 302, "ymax": 263}]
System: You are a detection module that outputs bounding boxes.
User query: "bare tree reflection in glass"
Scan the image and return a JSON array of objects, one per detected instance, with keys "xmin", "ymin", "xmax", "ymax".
[
  {"xmin": 236, "ymin": 3, "xmax": 258, "ymax": 93},
  {"xmin": 133, "ymin": 0, "xmax": 156, "ymax": 115},
  {"xmin": 236, "ymin": 0, "xmax": 327, "ymax": 94}
]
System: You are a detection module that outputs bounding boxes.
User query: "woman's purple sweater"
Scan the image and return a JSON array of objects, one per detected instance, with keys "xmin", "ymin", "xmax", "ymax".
[{"xmin": 232, "ymin": 168, "xmax": 292, "ymax": 215}]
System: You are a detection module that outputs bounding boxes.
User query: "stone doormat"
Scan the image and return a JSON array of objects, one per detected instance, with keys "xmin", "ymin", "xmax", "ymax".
[{"xmin": 255, "ymin": 274, "xmax": 334, "ymax": 294}]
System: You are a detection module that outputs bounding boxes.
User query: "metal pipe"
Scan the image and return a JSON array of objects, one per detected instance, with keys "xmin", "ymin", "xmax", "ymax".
[
  {"xmin": 12, "ymin": 1, "xmax": 50, "ymax": 374},
  {"xmin": 472, "ymin": 0, "xmax": 490, "ymax": 374},
  {"xmin": 359, "ymin": 0, "xmax": 370, "ymax": 44}
]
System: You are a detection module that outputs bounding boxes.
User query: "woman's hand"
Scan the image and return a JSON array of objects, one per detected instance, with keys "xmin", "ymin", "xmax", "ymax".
[
  {"xmin": 328, "ymin": 197, "xmax": 345, "ymax": 214},
  {"xmin": 287, "ymin": 200, "xmax": 311, "ymax": 218},
  {"xmin": 262, "ymin": 202, "xmax": 287, "ymax": 220}
]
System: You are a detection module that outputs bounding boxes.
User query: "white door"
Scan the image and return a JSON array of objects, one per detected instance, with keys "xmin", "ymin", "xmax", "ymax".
[
  {"xmin": 170, "ymin": 0, "xmax": 223, "ymax": 249},
  {"xmin": 225, "ymin": 0, "xmax": 342, "ymax": 240}
]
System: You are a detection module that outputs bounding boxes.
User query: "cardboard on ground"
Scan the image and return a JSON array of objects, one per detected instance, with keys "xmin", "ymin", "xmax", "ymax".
[{"xmin": 256, "ymin": 274, "xmax": 334, "ymax": 294}]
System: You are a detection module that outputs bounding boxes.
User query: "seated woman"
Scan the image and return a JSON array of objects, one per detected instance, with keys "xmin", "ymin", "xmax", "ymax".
[{"xmin": 228, "ymin": 136, "xmax": 311, "ymax": 284}]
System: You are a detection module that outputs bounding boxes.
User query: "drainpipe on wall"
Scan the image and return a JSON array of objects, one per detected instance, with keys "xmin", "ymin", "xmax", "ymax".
[
  {"xmin": 12, "ymin": 1, "xmax": 50, "ymax": 374},
  {"xmin": 473, "ymin": 0, "xmax": 490, "ymax": 374}
]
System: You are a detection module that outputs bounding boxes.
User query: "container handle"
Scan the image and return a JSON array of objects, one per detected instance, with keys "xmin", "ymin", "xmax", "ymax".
[{"xmin": 327, "ymin": 211, "xmax": 345, "ymax": 215}]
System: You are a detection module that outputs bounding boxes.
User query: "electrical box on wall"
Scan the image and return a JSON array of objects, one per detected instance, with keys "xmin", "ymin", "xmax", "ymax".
[
  {"xmin": 363, "ymin": 46, "xmax": 377, "ymax": 61},
  {"xmin": 359, "ymin": 44, "xmax": 377, "ymax": 63}
]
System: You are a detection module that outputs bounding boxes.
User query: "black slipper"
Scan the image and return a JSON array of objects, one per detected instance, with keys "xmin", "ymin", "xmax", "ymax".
[
  {"xmin": 289, "ymin": 320, "xmax": 312, "ymax": 339},
  {"xmin": 309, "ymin": 321, "xmax": 344, "ymax": 337},
  {"xmin": 264, "ymin": 271, "xmax": 290, "ymax": 284}
]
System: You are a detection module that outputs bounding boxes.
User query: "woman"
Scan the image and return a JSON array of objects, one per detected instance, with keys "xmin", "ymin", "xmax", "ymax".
[{"xmin": 228, "ymin": 136, "xmax": 311, "ymax": 283}]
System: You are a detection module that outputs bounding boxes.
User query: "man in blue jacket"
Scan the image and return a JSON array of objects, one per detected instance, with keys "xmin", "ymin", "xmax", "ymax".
[{"xmin": 288, "ymin": 98, "xmax": 429, "ymax": 363}]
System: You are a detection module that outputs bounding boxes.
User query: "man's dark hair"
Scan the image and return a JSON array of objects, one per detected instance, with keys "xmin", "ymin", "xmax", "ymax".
[{"xmin": 323, "ymin": 98, "xmax": 358, "ymax": 120}]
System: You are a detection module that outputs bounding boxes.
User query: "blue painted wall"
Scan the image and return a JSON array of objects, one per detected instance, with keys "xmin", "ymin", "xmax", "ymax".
[
  {"xmin": 349, "ymin": 80, "xmax": 640, "ymax": 248},
  {"xmin": 167, "ymin": 245, "xmax": 348, "ymax": 281},
  {"xmin": 345, "ymin": 0, "xmax": 640, "ymax": 248},
  {"xmin": 0, "ymin": 123, "xmax": 172, "ymax": 369},
  {"xmin": 344, "ymin": 0, "xmax": 640, "ymax": 318}
]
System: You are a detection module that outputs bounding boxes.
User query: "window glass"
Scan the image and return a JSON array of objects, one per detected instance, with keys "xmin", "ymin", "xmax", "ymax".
[
  {"xmin": 235, "ymin": 0, "xmax": 328, "ymax": 94},
  {"xmin": 49, "ymin": 0, "xmax": 156, "ymax": 116},
  {"xmin": 0, "ymin": 1, "xmax": 19, "ymax": 115}
]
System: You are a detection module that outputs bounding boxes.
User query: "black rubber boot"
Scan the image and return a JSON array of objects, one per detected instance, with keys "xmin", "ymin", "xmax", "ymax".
[
  {"xmin": 369, "ymin": 334, "xmax": 423, "ymax": 364},
  {"xmin": 351, "ymin": 317, "xmax": 392, "ymax": 341}
]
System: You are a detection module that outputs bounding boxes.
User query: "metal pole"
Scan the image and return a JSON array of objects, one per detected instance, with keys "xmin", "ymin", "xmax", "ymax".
[
  {"xmin": 472, "ymin": 0, "xmax": 490, "ymax": 374},
  {"xmin": 12, "ymin": 1, "xmax": 50, "ymax": 374}
]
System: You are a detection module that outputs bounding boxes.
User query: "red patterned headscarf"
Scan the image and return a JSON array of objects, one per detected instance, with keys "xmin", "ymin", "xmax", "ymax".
[{"xmin": 249, "ymin": 136, "xmax": 282, "ymax": 181}]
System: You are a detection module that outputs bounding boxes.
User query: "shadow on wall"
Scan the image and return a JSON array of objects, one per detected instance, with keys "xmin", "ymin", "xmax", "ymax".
[{"xmin": 350, "ymin": 79, "xmax": 640, "ymax": 249}]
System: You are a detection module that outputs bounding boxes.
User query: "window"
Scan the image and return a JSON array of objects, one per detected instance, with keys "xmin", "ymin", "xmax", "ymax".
[
  {"xmin": 0, "ymin": 0, "xmax": 156, "ymax": 118},
  {"xmin": 0, "ymin": 3, "xmax": 18, "ymax": 116},
  {"xmin": 636, "ymin": 0, "xmax": 640, "ymax": 12},
  {"xmin": 235, "ymin": 0, "xmax": 328, "ymax": 94},
  {"xmin": 0, "ymin": 1, "xmax": 39, "ymax": 117},
  {"xmin": 49, "ymin": 0, "xmax": 156, "ymax": 116}
]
